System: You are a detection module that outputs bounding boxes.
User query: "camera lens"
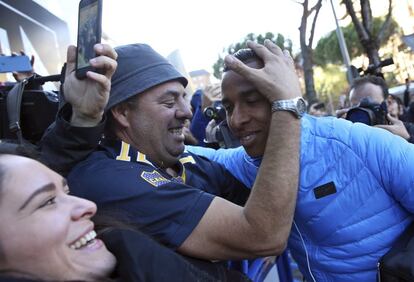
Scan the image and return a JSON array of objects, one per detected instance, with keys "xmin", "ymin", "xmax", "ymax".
[{"xmin": 203, "ymin": 107, "xmax": 216, "ymax": 119}]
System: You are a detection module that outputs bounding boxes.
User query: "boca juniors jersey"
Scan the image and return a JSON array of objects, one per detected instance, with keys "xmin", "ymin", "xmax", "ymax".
[{"xmin": 68, "ymin": 139, "xmax": 249, "ymax": 249}]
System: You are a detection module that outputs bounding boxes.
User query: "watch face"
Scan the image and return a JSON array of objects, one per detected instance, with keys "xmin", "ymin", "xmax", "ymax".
[{"xmin": 296, "ymin": 98, "xmax": 307, "ymax": 115}]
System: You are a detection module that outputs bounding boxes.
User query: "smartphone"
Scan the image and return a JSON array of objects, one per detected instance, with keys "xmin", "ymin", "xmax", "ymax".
[
  {"xmin": 0, "ymin": 55, "xmax": 32, "ymax": 73},
  {"xmin": 75, "ymin": 0, "xmax": 102, "ymax": 79}
]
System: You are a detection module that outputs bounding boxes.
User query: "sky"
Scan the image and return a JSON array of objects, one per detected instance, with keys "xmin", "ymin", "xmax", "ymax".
[
  {"xmin": 37, "ymin": 0, "xmax": 343, "ymax": 75},
  {"xmin": 100, "ymin": 0, "xmax": 337, "ymax": 73}
]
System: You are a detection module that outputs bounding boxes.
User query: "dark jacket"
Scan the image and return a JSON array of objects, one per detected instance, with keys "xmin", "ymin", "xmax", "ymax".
[
  {"xmin": 102, "ymin": 228, "xmax": 250, "ymax": 282},
  {"xmin": 39, "ymin": 104, "xmax": 104, "ymax": 176},
  {"xmin": 403, "ymin": 121, "xmax": 414, "ymax": 144}
]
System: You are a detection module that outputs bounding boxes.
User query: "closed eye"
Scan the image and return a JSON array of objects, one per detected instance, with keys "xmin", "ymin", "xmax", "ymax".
[
  {"xmin": 246, "ymin": 99, "xmax": 259, "ymax": 104},
  {"xmin": 164, "ymin": 102, "xmax": 175, "ymax": 108}
]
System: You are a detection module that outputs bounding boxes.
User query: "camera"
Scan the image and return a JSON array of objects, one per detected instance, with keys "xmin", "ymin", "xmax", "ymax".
[
  {"xmin": 203, "ymin": 101, "xmax": 240, "ymax": 149},
  {"xmin": 346, "ymin": 97, "xmax": 389, "ymax": 126},
  {"xmin": 352, "ymin": 58, "xmax": 394, "ymax": 79},
  {"xmin": 0, "ymin": 74, "xmax": 60, "ymax": 143},
  {"xmin": 203, "ymin": 101, "xmax": 226, "ymax": 123}
]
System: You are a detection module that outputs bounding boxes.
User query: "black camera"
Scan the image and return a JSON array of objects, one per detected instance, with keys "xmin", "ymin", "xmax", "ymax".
[
  {"xmin": 352, "ymin": 58, "xmax": 394, "ymax": 79},
  {"xmin": 203, "ymin": 101, "xmax": 226, "ymax": 123},
  {"xmin": 0, "ymin": 74, "xmax": 60, "ymax": 144},
  {"xmin": 346, "ymin": 97, "xmax": 389, "ymax": 126},
  {"xmin": 203, "ymin": 101, "xmax": 240, "ymax": 149}
]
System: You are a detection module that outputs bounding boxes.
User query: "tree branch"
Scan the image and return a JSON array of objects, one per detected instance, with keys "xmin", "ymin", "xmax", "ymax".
[
  {"xmin": 343, "ymin": 0, "xmax": 370, "ymax": 41},
  {"xmin": 361, "ymin": 0, "xmax": 373, "ymax": 35},
  {"xmin": 308, "ymin": 0, "xmax": 323, "ymax": 47},
  {"xmin": 378, "ymin": 0, "xmax": 393, "ymax": 42},
  {"xmin": 299, "ymin": 0, "xmax": 308, "ymax": 47},
  {"xmin": 308, "ymin": 1, "xmax": 319, "ymax": 15}
]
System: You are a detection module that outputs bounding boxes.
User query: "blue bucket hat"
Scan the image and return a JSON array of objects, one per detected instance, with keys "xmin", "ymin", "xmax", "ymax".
[{"xmin": 106, "ymin": 43, "xmax": 188, "ymax": 110}]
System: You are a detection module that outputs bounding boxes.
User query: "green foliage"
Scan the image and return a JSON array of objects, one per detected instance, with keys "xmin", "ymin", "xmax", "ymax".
[
  {"xmin": 314, "ymin": 64, "xmax": 349, "ymax": 106},
  {"xmin": 314, "ymin": 16, "xmax": 400, "ymax": 66},
  {"xmin": 212, "ymin": 32, "xmax": 293, "ymax": 79}
]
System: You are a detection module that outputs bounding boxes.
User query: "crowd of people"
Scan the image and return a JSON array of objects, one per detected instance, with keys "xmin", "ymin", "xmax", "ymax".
[{"xmin": 0, "ymin": 26, "xmax": 414, "ymax": 282}]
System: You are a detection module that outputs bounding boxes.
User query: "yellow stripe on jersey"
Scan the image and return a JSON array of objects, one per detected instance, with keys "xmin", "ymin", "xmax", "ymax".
[
  {"xmin": 179, "ymin": 156, "xmax": 196, "ymax": 165},
  {"xmin": 137, "ymin": 152, "xmax": 153, "ymax": 165},
  {"xmin": 178, "ymin": 165, "xmax": 186, "ymax": 183},
  {"xmin": 116, "ymin": 141, "xmax": 131, "ymax": 161}
]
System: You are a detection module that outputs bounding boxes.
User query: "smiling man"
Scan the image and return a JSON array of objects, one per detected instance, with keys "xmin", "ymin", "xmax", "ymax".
[
  {"xmin": 67, "ymin": 42, "xmax": 302, "ymax": 265},
  {"xmin": 187, "ymin": 48, "xmax": 414, "ymax": 282}
]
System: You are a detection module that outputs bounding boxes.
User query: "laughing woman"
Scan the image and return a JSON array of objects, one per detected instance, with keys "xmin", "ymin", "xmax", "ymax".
[{"xmin": 0, "ymin": 154, "xmax": 224, "ymax": 282}]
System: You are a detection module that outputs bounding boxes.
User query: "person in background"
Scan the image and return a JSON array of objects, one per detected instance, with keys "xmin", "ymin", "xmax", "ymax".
[
  {"xmin": 190, "ymin": 83, "xmax": 222, "ymax": 146},
  {"xmin": 348, "ymin": 76, "xmax": 414, "ymax": 143},
  {"xmin": 386, "ymin": 94, "xmax": 404, "ymax": 118}
]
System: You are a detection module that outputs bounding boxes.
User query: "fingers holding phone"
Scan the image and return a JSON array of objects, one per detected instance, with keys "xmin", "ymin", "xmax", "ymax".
[
  {"xmin": 64, "ymin": 43, "xmax": 117, "ymax": 127},
  {"xmin": 87, "ymin": 44, "xmax": 118, "ymax": 84},
  {"xmin": 84, "ymin": 44, "xmax": 117, "ymax": 102}
]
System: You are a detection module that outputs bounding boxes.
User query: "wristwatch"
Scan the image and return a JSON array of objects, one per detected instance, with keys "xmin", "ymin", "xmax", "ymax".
[{"xmin": 271, "ymin": 97, "xmax": 306, "ymax": 118}]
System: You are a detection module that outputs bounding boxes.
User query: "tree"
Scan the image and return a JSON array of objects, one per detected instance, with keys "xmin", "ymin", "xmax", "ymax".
[
  {"xmin": 314, "ymin": 16, "xmax": 399, "ymax": 66},
  {"xmin": 298, "ymin": 0, "xmax": 323, "ymax": 104},
  {"xmin": 314, "ymin": 64, "xmax": 349, "ymax": 110},
  {"xmin": 342, "ymin": 0, "xmax": 393, "ymax": 69},
  {"xmin": 212, "ymin": 32, "xmax": 292, "ymax": 79}
]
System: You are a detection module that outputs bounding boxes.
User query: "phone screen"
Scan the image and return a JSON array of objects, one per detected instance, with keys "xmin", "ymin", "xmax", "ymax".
[
  {"xmin": 77, "ymin": 1, "xmax": 99, "ymax": 70},
  {"xmin": 0, "ymin": 56, "xmax": 32, "ymax": 73}
]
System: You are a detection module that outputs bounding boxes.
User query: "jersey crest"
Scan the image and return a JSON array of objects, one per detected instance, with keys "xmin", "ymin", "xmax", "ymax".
[{"xmin": 141, "ymin": 170, "xmax": 171, "ymax": 187}]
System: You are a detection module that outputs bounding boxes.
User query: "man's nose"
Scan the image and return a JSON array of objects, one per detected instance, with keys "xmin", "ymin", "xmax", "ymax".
[
  {"xmin": 176, "ymin": 99, "xmax": 193, "ymax": 120},
  {"xmin": 229, "ymin": 106, "xmax": 249, "ymax": 131}
]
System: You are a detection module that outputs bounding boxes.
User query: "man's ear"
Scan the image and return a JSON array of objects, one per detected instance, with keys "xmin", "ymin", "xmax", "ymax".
[{"xmin": 110, "ymin": 103, "xmax": 130, "ymax": 128}]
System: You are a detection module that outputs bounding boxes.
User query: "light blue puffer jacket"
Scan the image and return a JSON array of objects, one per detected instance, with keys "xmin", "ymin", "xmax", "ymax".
[{"xmin": 187, "ymin": 115, "xmax": 414, "ymax": 281}]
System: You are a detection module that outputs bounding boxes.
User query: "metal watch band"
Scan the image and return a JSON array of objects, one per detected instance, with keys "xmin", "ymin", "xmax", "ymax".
[{"xmin": 271, "ymin": 97, "xmax": 306, "ymax": 118}]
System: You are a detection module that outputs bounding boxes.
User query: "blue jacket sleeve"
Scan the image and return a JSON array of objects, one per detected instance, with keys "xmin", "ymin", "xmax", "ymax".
[
  {"xmin": 186, "ymin": 146, "xmax": 257, "ymax": 187},
  {"xmin": 350, "ymin": 123, "xmax": 414, "ymax": 213}
]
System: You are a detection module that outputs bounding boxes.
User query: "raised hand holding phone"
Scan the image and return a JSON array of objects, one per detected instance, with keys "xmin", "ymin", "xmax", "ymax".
[{"xmin": 65, "ymin": 44, "xmax": 117, "ymax": 127}]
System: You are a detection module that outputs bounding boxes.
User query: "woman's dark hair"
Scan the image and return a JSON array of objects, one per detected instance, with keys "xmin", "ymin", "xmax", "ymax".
[{"xmin": 93, "ymin": 208, "xmax": 141, "ymax": 235}]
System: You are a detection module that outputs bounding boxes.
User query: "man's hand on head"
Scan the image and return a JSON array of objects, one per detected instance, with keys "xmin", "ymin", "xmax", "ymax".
[
  {"xmin": 223, "ymin": 39, "xmax": 301, "ymax": 103},
  {"xmin": 64, "ymin": 44, "xmax": 118, "ymax": 127}
]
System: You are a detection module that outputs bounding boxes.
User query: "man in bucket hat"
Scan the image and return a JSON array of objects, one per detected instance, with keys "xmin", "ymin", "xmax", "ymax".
[{"xmin": 67, "ymin": 41, "xmax": 302, "ymax": 261}]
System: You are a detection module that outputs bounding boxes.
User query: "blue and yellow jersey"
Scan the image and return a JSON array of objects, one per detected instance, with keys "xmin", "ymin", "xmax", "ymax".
[{"xmin": 68, "ymin": 139, "xmax": 249, "ymax": 249}]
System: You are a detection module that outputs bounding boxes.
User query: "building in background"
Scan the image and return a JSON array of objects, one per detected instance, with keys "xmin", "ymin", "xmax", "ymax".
[
  {"xmin": 167, "ymin": 49, "xmax": 194, "ymax": 96},
  {"xmin": 0, "ymin": 0, "xmax": 71, "ymax": 83},
  {"xmin": 189, "ymin": 69, "xmax": 211, "ymax": 90}
]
